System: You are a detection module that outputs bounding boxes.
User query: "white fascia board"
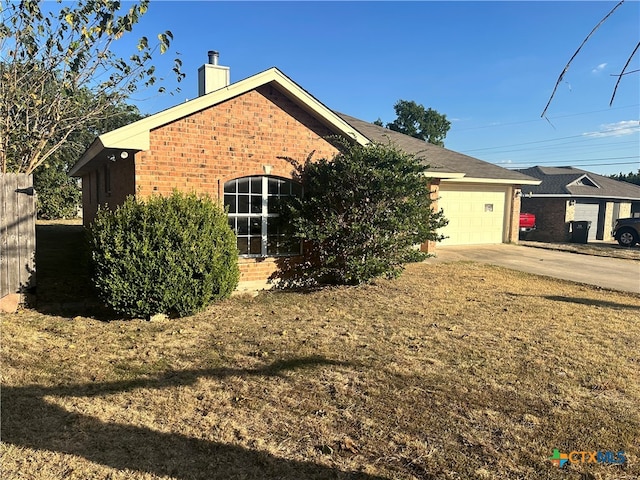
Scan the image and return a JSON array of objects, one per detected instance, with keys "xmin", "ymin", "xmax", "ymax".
[
  {"xmin": 421, "ymin": 171, "xmax": 466, "ymax": 179},
  {"xmin": 527, "ymin": 193, "xmax": 640, "ymax": 201},
  {"xmin": 524, "ymin": 194, "xmax": 571, "ymax": 197},
  {"xmin": 98, "ymin": 68, "xmax": 369, "ymax": 150},
  {"xmin": 442, "ymin": 177, "xmax": 542, "ymax": 185},
  {"xmin": 268, "ymin": 69, "xmax": 370, "ymax": 145},
  {"xmin": 69, "ymin": 137, "xmax": 105, "ymax": 177},
  {"xmin": 70, "ymin": 68, "xmax": 370, "ymax": 176}
]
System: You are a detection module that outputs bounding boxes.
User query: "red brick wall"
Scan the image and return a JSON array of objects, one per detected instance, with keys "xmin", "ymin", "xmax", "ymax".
[
  {"xmin": 421, "ymin": 179, "xmax": 440, "ymax": 253},
  {"xmin": 82, "ymin": 157, "xmax": 135, "ymax": 226},
  {"xmin": 134, "ymin": 85, "xmax": 339, "ymax": 198},
  {"xmin": 508, "ymin": 188, "xmax": 521, "ymax": 243},
  {"xmin": 521, "ymin": 197, "xmax": 570, "ymax": 242},
  {"xmin": 132, "ymin": 85, "xmax": 340, "ymax": 284}
]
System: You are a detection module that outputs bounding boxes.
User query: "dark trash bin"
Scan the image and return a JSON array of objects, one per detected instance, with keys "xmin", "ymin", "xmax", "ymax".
[{"xmin": 570, "ymin": 220, "xmax": 591, "ymax": 243}]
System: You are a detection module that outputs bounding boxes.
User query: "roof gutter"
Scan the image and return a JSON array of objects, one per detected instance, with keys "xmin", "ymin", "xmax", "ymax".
[
  {"xmin": 524, "ymin": 193, "xmax": 640, "ymax": 201},
  {"xmin": 442, "ymin": 177, "xmax": 541, "ymax": 185}
]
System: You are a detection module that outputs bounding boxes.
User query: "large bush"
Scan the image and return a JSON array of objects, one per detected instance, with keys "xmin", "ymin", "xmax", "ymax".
[
  {"xmin": 280, "ymin": 140, "xmax": 448, "ymax": 286},
  {"xmin": 90, "ymin": 192, "xmax": 239, "ymax": 318}
]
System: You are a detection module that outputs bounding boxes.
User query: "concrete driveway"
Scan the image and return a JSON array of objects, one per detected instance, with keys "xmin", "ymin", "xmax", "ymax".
[{"xmin": 426, "ymin": 244, "xmax": 640, "ymax": 294}]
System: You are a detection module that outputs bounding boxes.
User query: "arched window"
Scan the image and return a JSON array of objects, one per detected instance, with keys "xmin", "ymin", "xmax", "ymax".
[{"xmin": 224, "ymin": 176, "xmax": 302, "ymax": 257}]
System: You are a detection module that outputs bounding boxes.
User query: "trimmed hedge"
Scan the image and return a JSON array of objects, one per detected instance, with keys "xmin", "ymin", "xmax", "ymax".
[{"xmin": 89, "ymin": 192, "xmax": 239, "ymax": 318}]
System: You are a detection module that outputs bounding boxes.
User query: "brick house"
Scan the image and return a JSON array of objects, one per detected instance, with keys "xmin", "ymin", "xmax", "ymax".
[
  {"xmin": 517, "ymin": 166, "xmax": 640, "ymax": 242},
  {"xmin": 70, "ymin": 53, "xmax": 539, "ymax": 289}
]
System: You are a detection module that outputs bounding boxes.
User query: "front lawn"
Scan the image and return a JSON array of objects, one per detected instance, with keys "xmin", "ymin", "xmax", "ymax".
[{"xmin": 2, "ymin": 262, "xmax": 639, "ymax": 479}]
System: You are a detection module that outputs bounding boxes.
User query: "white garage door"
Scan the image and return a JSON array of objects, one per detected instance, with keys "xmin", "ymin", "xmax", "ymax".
[
  {"xmin": 574, "ymin": 201, "xmax": 599, "ymax": 241},
  {"xmin": 438, "ymin": 184, "xmax": 508, "ymax": 246}
]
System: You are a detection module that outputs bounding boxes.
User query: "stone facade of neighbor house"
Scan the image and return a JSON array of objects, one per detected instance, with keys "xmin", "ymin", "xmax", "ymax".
[
  {"xmin": 71, "ymin": 54, "xmax": 539, "ymax": 289},
  {"xmin": 518, "ymin": 167, "xmax": 640, "ymax": 242}
]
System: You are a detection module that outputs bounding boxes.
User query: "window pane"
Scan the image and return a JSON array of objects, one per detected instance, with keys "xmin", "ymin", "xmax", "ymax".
[
  {"xmin": 237, "ymin": 195, "xmax": 249, "ymax": 213},
  {"xmin": 267, "ymin": 238, "xmax": 276, "ymax": 255},
  {"xmin": 267, "ymin": 217, "xmax": 278, "ymax": 235},
  {"xmin": 237, "ymin": 217, "xmax": 249, "ymax": 235},
  {"xmin": 224, "ymin": 180, "xmax": 236, "ymax": 193},
  {"xmin": 291, "ymin": 182, "xmax": 303, "ymax": 197},
  {"xmin": 237, "ymin": 178, "xmax": 250, "ymax": 193},
  {"xmin": 268, "ymin": 177, "xmax": 280, "ymax": 195},
  {"xmin": 251, "ymin": 195, "xmax": 262, "ymax": 214},
  {"xmin": 227, "ymin": 218, "xmax": 236, "ymax": 232},
  {"xmin": 224, "ymin": 194, "xmax": 236, "ymax": 214},
  {"xmin": 251, "ymin": 177, "xmax": 262, "ymax": 194},
  {"xmin": 250, "ymin": 237, "xmax": 262, "ymax": 255},
  {"xmin": 237, "ymin": 238, "xmax": 249, "ymax": 255},
  {"xmin": 250, "ymin": 218, "xmax": 261, "ymax": 235},
  {"xmin": 268, "ymin": 195, "xmax": 279, "ymax": 213}
]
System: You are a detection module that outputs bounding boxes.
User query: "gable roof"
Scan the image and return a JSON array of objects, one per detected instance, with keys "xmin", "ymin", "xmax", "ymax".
[
  {"xmin": 69, "ymin": 68, "xmax": 369, "ymax": 176},
  {"xmin": 70, "ymin": 66, "xmax": 538, "ymax": 186},
  {"xmin": 517, "ymin": 166, "xmax": 640, "ymax": 200},
  {"xmin": 336, "ymin": 113, "xmax": 539, "ymax": 184}
]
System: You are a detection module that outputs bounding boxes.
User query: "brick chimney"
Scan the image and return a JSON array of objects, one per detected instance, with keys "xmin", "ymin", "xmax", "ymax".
[{"xmin": 198, "ymin": 50, "xmax": 230, "ymax": 96}]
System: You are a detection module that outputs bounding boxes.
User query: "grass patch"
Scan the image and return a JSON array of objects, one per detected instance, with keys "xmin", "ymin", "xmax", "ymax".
[
  {"xmin": 2, "ymin": 261, "xmax": 639, "ymax": 479},
  {"xmin": 520, "ymin": 240, "xmax": 640, "ymax": 261}
]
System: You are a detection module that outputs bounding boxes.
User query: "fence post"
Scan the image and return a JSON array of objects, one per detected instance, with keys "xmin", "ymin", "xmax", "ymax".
[{"xmin": 1, "ymin": 173, "xmax": 36, "ymax": 312}]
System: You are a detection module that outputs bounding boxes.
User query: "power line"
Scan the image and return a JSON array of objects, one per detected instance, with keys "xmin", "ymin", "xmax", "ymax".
[
  {"xmin": 508, "ymin": 161, "xmax": 639, "ymax": 169},
  {"xmin": 514, "ymin": 155, "xmax": 640, "ymax": 165},
  {"xmin": 453, "ymin": 104, "xmax": 640, "ymax": 132},
  {"xmin": 504, "ymin": 156, "xmax": 639, "ymax": 168},
  {"xmin": 479, "ymin": 139, "xmax": 638, "ymax": 156},
  {"xmin": 460, "ymin": 125, "xmax": 640, "ymax": 153}
]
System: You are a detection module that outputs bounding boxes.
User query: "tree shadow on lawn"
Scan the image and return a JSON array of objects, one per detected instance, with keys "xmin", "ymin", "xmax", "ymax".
[
  {"xmin": 1, "ymin": 356, "xmax": 385, "ymax": 480},
  {"xmin": 543, "ymin": 295, "xmax": 640, "ymax": 311},
  {"xmin": 507, "ymin": 292, "xmax": 640, "ymax": 311}
]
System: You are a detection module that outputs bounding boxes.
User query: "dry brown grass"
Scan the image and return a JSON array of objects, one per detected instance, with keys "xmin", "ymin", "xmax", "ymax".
[
  {"xmin": 2, "ymin": 262, "xmax": 639, "ymax": 479},
  {"xmin": 520, "ymin": 240, "xmax": 640, "ymax": 261}
]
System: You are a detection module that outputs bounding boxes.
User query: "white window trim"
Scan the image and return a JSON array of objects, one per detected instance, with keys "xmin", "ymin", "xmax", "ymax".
[{"xmin": 225, "ymin": 176, "xmax": 301, "ymax": 258}]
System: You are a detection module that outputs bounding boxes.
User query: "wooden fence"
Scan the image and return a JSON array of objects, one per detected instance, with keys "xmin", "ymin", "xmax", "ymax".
[{"xmin": 1, "ymin": 173, "xmax": 36, "ymax": 302}]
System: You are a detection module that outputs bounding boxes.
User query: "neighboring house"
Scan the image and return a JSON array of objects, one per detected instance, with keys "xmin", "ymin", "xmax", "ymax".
[
  {"xmin": 516, "ymin": 166, "xmax": 640, "ymax": 242},
  {"xmin": 69, "ymin": 53, "xmax": 539, "ymax": 289}
]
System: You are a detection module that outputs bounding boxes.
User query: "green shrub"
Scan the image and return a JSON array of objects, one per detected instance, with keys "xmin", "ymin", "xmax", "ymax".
[
  {"xmin": 279, "ymin": 140, "xmax": 448, "ymax": 286},
  {"xmin": 89, "ymin": 192, "xmax": 239, "ymax": 318}
]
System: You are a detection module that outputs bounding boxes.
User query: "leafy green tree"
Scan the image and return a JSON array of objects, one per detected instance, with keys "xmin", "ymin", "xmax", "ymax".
[
  {"xmin": 609, "ymin": 170, "xmax": 640, "ymax": 186},
  {"xmin": 384, "ymin": 100, "xmax": 451, "ymax": 147},
  {"xmin": 33, "ymin": 159, "xmax": 81, "ymax": 219},
  {"xmin": 278, "ymin": 140, "xmax": 448, "ymax": 286},
  {"xmin": 0, "ymin": 0, "xmax": 184, "ymax": 174},
  {"xmin": 34, "ymin": 100, "xmax": 143, "ymax": 219}
]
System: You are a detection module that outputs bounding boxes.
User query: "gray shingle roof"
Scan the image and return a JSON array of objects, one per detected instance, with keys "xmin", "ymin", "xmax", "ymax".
[
  {"xmin": 517, "ymin": 166, "xmax": 640, "ymax": 200},
  {"xmin": 336, "ymin": 112, "xmax": 538, "ymax": 183}
]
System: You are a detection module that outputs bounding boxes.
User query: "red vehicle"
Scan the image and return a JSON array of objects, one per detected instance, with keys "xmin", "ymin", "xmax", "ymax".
[{"xmin": 519, "ymin": 213, "xmax": 536, "ymax": 239}]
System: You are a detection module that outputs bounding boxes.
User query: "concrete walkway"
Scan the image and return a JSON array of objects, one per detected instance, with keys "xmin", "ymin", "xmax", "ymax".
[{"xmin": 425, "ymin": 244, "xmax": 640, "ymax": 294}]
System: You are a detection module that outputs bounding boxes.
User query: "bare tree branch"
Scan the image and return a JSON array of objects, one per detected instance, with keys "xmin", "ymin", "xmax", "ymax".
[
  {"xmin": 541, "ymin": 0, "xmax": 625, "ymax": 118},
  {"xmin": 609, "ymin": 41, "xmax": 640, "ymax": 106}
]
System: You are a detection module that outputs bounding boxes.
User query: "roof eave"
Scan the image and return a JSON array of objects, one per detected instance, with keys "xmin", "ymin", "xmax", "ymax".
[
  {"xmin": 420, "ymin": 171, "xmax": 466, "ymax": 179},
  {"xmin": 69, "ymin": 137, "xmax": 106, "ymax": 177},
  {"xmin": 442, "ymin": 177, "xmax": 541, "ymax": 185},
  {"xmin": 69, "ymin": 68, "xmax": 370, "ymax": 176},
  {"xmin": 526, "ymin": 193, "xmax": 640, "ymax": 201}
]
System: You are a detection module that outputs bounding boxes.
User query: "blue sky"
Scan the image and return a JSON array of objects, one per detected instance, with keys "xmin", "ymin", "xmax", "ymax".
[{"xmin": 110, "ymin": 1, "xmax": 639, "ymax": 176}]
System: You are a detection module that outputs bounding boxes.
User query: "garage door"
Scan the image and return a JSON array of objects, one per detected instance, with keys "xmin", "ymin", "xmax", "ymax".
[
  {"xmin": 438, "ymin": 184, "xmax": 507, "ymax": 246},
  {"xmin": 574, "ymin": 201, "xmax": 599, "ymax": 241}
]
